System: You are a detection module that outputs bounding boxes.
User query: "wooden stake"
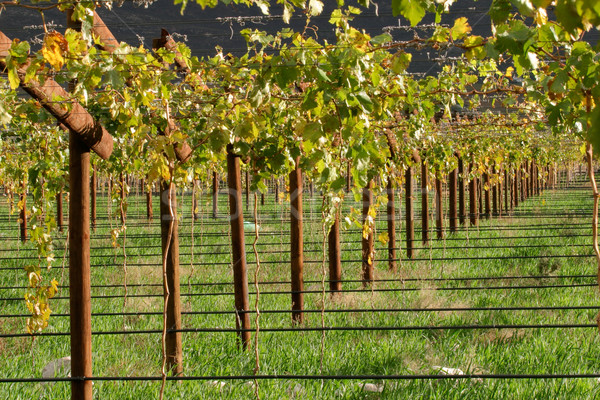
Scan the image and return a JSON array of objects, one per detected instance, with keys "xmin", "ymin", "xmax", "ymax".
[
  {"xmin": 405, "ymin": 167, "xmax": 414, "ymax": 259},
  {"xmin": 19, "ymin": 180, "xmax": 27, "ymax": 242},
  {"xmin": 469, "ymin": 163, "xmax": 478, "ymax": 226},
  {"xmin": 362, "ymin": 180, "xmax": 374, "ymax": 284},
  {"xmin": 290, "ymin": 159, "xmax": 304, "ymax": 324},
  {"xmin": 458, "ymin": 157, "xmax": 466, "ymax": 225},
  {"xmin": 91, "ymin": 167, "xmax": 97, "ymax": 230},
  {"xmin": 448, "ymin": 166, "xmax": 457, "ymax": 233},
  {"xmin": 227, "ymin": 146, "xmax": 251, "ymax": 348},
  {"xmin": 68, "ymin": 129, "xmax": 92, "ymax": 400},
  {"xmin": 387, "ymin": 178, "xmax": 397, "ymax": 271},
  {"xmin": 56, "ymin": 190, "xmax": 63, "ymax": 233},
  {"xmin": 328, "ymin": 210, "xmax": 342, "ymax": 292},
  {"xmin": 212, "ymin": 171, "xmax": 218, "ymax": 219},
  {"xmin": 435, "ymin": 175, "xmax": 444, "ymax": 239},
  {"xmin": 160, "ymin": 180, "xmax": 182, "ymax": 375},
  {"xmin": 421, "ymin": 160, "xmax": 429, "ymax": 244}
]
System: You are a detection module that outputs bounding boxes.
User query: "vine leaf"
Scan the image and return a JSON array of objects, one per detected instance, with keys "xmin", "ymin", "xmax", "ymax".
[
  {"xmin": 392, "ymin": 0, "xmax": 427, "ymax": 26},
  {"xmin": 42, "ymin": 32, "xmax": 68, "ymax": 71}
]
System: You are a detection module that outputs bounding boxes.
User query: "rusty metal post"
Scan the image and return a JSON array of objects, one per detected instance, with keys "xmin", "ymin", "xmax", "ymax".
[
  {"xmin": 362, "ymin": 180, "xmax": 374, "ymax": 284},
  {"xmin": 290, "ymin": 159, "xmax": 304, "ymax": 324},
  {"xmin": 435, "ymin": 175, "xmax": 444, "ymax": 239},
  {"xmin": 405, "ymin": 167, "xmax": 414, "ymax": 259},
  {"xmin": 421, "ymin": 160, "xmax": 429, "ymax": 244},
  {"xmin": 328, "ymin": 210, "xmax": 342, "ymax": 292},
  {"xmin": 226, "ymin": 146, "xmax": 251, "ymax": 348},
  {"xmin": 448, "ymin": 167, "xmax": 457, "ymax": 233},
  {"xmin": 160, "ymin": 179, "xmax": 182, "ymax": 375},
  {"xmin": 387, "ymin": 178, "xmax": 397, "ymax": 271}
]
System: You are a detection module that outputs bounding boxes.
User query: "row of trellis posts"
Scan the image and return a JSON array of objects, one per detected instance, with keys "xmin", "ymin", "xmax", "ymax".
[{"xmin": 0, "ymin": 10, "xmax": 573, "ymax": 400}]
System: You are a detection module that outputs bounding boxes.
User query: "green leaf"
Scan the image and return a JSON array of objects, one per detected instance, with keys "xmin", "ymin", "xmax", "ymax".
[
  {"xmin": 489, "ymin": 0, "xmax": 511, "ymax": 25},
  {"xmin": 392, "ymin": 0, "xmax": 426, "ymax": 26},
  {"xmin": 391, "ymin": 51, "xmax": 412, "ymax": 73},
  {"xmin": 371, "ymin": 33, "xmax": 392, "ymax": 45}
]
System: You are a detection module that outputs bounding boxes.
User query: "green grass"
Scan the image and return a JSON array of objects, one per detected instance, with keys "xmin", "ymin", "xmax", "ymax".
[{"xmin": 1, "ymin": 173, "xmax": 600, "ymax": 398}]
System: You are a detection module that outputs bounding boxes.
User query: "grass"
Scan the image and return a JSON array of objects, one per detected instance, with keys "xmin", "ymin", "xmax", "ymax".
[{"xmin": 1, "ymin": 172, "xmax": 600, "ymax": 398}]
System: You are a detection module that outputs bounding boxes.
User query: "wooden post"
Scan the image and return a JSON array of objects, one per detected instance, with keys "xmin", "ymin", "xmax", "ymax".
[
  {"xmin": 91, "ymin": 167, "xmax": 97, "ymax": 230},
  {"xmin": 387, "ymin": 178, "xmax": 397, "ymax": 271},
  {"xmin": 513, "ymin": 167, "xmax": 519, "ymax": 208},
  {"xmin": 20, "ymin": 180, "xmax": 27, "ymax": 242},
  {"xmin": 458, "ymin": 158, "xmax": 466, "ymax": 225},
  {"xmin": 119, "ymin": 172, "xmax": 126, "ymax": 225},
  {"xmin": 68, "ymin": 129, "xmax": 93, "ymax": 400},
  {"xmin": 146, "ymin": 179, "xmax": 153, "ymax": 220},
  {"xmin": 56, "ymin": 190, "xmax": 63, "ymax": 233},
  {"xmin": 435, "ymin": 175, "xmax": 444, "ymax": 239},
  {"xmin": 227, "ymin": 146, "xmax": 251, "ymax": 348},
  {"xmin": 421, "ymin": 160, "xmax": 429, "ymax": 244},
  {"xmin": 212, "ymin": 171, "xmax": 218, "ymax": 218},
  {"xmin": 245, "ymin": 169, "xmax": 250, "ymax": 212},
  {"xmin": 274, "ymin": 177, "xmax": 279, "ymax": 204},
  {"xmin": 290, "ymin": 158, "xmax": 304, "ymax": 324},
  {"xmin": 478, "ymin": 178, "xmax": 483, "ymax": 218},
  {"xmin": 469, "ymin": 163, "xmax": 478, "ymax": 226},
  {"xmin": 329, "ymin": 210, "xmax": 342, "ymax": 292},
  {"xmin": 346, "ymin": 161, "xmax": 352, "ymax": 192},
  {"xmin": 448, "ymin": 167, "xmax": 457, "ymax": 233},
  {"xmin": 362, "ymin": 180, "xmax": 374, "ymax": 284},
  {"xmin": 160, "ymin": 179, "xmax": 182, "ymax": 375},
  {"xmin": 484, "ymin": 171, "xmax": 491, "ymax": 219},
  {"xmin": 492, "ymin": 164, "xmax": 498, "ymax": 216},
  {"xmin": 504, "ymin": 168, "xmax": 509, "ymax": 213},
  {"xmin": 405, "ymin": 167, "xmax": 415, "ymax": 259},
  {"xmin": 191, "ymin": 179, "xmax": 199, "ymax": 220}
]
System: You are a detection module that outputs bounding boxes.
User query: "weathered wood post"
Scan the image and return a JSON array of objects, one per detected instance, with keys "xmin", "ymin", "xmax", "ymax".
[
  {"xmin": 227, "ymin": 145, "xmax": 251, "ymax": 348},
  {"xmin": 146, "ymin": 178, "xmax": 153, "ymax": 220},
  {"xmin": 458, "ymin": 157, "xmax": 466, "ymax": 225},
  {"xmin": 387, "ymin": 178, "xmax": 397, "ymax": 271},
  {"xmin": 448, "ymin": 165, "xmax": 458, "ymax": 233},
  {"xmin": 329, "ymin": 210, "xmax": 342, "ymax": 292},
  {"xmin": 20, "ymin": 180, "xmax": 27, "ymax": 242},
  {"xmin": 56, "ymin": 190, "xmax": 64, "ymax": 233},
  {"xmin": 290, "ymin": 158, "xmax": 304, "ymax": 324},
  {"xmin": 405, "ymin": 166, "xmax": 415, "ymax": 259},
  {"xmin": 212, "ymin": 171, "xmax": 218, "ymax": 218},
  {"xmin": 421, "ymin": 159, "xmax": 429, "ymax": 244},
  {"xmin": 435, "ymin": 175, "xmax": 444, "ymax": 239},
  {"xmin": 160, "ymin": 179, "xmax": 182, "ymax": 374},
  {"xmin": 91, "ymin": 167, "xmax": 97, "ymax": 229},
  {"xmin": 362, "ymin": 180, "xmax": 374, "ymax": 284},
  {"xmin": 484, "ymin": 171, "xmax": 491, "ymax": 219},
  {"xmin": 469, "ymin": 163, "xmax": 478, "ymax": 226}
]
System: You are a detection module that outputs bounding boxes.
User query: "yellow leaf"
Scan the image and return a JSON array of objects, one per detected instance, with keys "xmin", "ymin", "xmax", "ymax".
[
  {"xmin": 451, "ymin": 17, "xmax": 471, "ymax": 41},
  {"xmin": 42, "ymin": 32, "xmax": 68, "ymax": 70}
]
